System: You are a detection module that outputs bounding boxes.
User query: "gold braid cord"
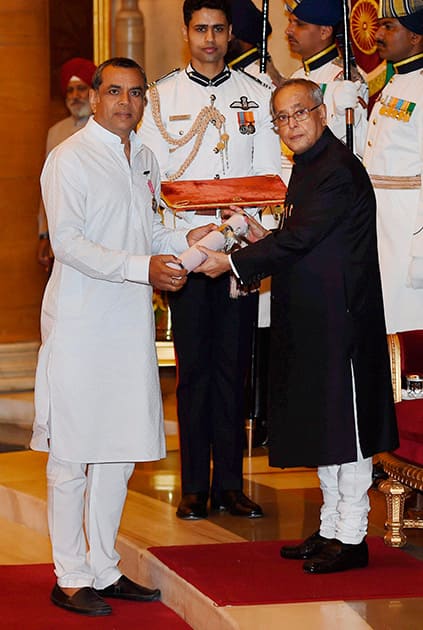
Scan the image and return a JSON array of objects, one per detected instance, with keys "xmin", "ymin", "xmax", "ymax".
[{"xmin": 149, "ymin": 84, "xmax": 227, "ymax": 181}]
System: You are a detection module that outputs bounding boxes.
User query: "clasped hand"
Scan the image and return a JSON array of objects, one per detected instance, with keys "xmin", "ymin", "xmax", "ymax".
[
  {"xmin": 195, "ymin": 206, "xmax": 270, "ymax": 278},
  {"xmin": 149, "ymin": 222, "xmax": 217, "ymax": 290}
]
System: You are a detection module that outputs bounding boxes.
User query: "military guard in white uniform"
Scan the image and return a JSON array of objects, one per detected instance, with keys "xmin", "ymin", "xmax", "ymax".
[
  {"xmin": 141, "ymin": 0, "xmax": 281, "ymax": 520},
  {"xmin": 363, "ymin": 0, "xmax": 423, "ymax": 333},
  {"xmin": 284, "ymin": 0, "xmax": 368, "ymax": 158}
]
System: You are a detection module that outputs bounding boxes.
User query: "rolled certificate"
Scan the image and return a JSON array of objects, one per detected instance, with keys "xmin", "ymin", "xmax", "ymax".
[{"xmin": 168, "ymin": 213, "xmax": 249, "ymax": 273}]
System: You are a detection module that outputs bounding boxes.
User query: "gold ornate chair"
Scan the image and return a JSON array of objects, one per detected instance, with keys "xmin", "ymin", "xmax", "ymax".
[{"xmin": 377, "ymin": 331, "xmax": 423, "ymax": 547}]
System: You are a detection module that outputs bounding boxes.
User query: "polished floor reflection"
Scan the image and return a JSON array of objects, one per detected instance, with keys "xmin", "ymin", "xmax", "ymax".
[{"xmin": 0, "ymin": 367, "xmax": 422, "ymax": 629}]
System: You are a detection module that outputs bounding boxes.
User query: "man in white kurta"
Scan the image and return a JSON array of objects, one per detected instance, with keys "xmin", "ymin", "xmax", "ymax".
[
  {"xmin": 363, "ymin": 4, "xmax": 423, "ymax": 333},
  {"xmin": 31, "ymin": 58, "xmax": 205, "ymax": 617},
  {"xmin": 284, "ymin": 0, "xmax": 368, "ymax": 160}
]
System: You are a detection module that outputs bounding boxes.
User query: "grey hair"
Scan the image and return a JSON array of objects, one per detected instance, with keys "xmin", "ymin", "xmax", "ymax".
[{"xmin": 271, "ymin": 78, "xmax": 324, "ymax": 118}]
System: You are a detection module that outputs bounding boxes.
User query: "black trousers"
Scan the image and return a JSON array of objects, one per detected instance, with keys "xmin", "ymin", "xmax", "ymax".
[
  {"xmin": 246, "ymin": 326, "xmax": 270, "ymax": 447},
  {"xmin": 169, "ymin": 272, "xmax": 257, "ymax": 496}
]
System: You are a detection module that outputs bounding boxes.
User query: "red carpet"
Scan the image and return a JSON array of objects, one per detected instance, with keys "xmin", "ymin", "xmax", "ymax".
[
  {"xmin": 149, "ymin": 537, "xmax": 423, "ymax": 606},
  {"xmin": 0, "ymin": 564, "xmax": 190, "ymax": 629}
]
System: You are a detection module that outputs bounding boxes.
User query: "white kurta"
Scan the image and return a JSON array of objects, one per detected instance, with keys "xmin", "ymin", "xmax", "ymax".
[
  {"xmin": 31, "ymin": 117, "xmax": 188, "ymax": 463},
  {"xmin": 291, "ymin": 55, "xmax": 368, "ymax": 158},
  {"xmin": 140, "ymin": 66, "xmax": 281, "ymax": 231},
  {"xmin": 363, "ymin": 66, "xmax": 423, "ymax": 333}
]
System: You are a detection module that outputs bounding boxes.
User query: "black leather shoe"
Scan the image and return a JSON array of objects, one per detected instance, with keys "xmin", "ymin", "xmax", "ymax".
[
  {"xmin": 211, "ymin": 490, "xmax": 263, "ymax": 518},
  {"xmin": 50, "ymin": 584, "xmax": 112, "ymax": 616},
  {"xmin": 176, "ymin": 493, "xmax": 208, "ymax": 520},
  {"xmin": 96, "ymin": 575, "xmax": 161, "ymax": 602},
  {"xmin": 303, "ymin": 538, "xmax": 369, "ymax": 574},
  {"xmin": 280, "ymin": 530, "xmax": 332, "ymax": 560}
]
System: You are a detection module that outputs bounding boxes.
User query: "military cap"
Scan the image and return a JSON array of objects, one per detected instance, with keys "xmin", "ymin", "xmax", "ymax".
[
  {"xmin": 285, "ymin": 0, "xmax": 343, "ymax": 26},
  {"xmin": 229, "ymin": 0, "xmax": 272, "ymax": 45},
  {"xmin": 379, "ymin": 0, "xmax": 423, "ymax": 34}
]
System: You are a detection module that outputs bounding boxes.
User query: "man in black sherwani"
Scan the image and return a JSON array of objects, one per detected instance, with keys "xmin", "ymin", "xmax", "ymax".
[{"xmin": 196, "ymin": 78, "xmax": 399, "ymax": 574}]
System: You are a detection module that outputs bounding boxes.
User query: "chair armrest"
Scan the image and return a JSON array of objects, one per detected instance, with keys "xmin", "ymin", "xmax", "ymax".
[{"xmin": 387, "ymin": 333, "xmax": 402, "ymax": 403}]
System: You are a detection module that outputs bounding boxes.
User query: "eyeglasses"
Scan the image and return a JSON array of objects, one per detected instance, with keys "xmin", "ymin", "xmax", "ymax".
[{"xmin": 272, "ymin": 104, "xmax": 322, "ymax": 126}]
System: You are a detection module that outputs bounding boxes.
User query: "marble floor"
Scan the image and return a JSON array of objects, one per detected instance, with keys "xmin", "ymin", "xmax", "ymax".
[{"xmin": 0, "ymin": 367, "xmax": 422, "ymax": 629}]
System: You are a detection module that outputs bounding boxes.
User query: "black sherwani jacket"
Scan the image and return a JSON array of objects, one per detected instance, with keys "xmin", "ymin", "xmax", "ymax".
[{"xmin": 233, "ymin": 128, "xmax": 399, "ymax": 467}]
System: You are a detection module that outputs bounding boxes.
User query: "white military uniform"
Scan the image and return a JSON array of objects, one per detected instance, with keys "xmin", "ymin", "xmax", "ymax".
[
  {"xmin": 141, "ymin": 65, "xmax": 281, "ymax": 327},
  {"xmin": 291, "ymin": 44, "xmax": 368, "ymax": 158},
  {"xmin": 141, "ymin": 64, "xmax": 281, "ymax": 222},
  {"xmin": 228, "ymin": 46, "xmax": 275, "ymax": 90},
  {"xmin": 363, "ymin": 54, "xmax": 423, "ymax": 333},
  {"xmin": 141, "ymin": 66, "xmax": 281, "ymax": 498}
]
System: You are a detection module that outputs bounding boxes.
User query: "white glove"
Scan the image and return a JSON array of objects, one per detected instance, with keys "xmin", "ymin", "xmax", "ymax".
[
  {"xmin": 332, "ymin": 80, "xmax": 361, "ymax": 115},
  {"xmin": 407, "ymin": 257, "xmax": 423, "ymax": 289}
]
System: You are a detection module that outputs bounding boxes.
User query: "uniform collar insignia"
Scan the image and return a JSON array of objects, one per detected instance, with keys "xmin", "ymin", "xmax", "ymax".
[
  {"xmin": 228, "ymin": 47, "xmax": 261, "ymax": 71},
  {"xmin": 186, "ymin": 64, "xmax": 231, "ymax": 87},
  {"xmin": 303, "ymin": 44, "xmax": 338, "ymax": 75},
  {"xmin": 393, "ymin": 53, "xmax": 423, "ymax": 75}
]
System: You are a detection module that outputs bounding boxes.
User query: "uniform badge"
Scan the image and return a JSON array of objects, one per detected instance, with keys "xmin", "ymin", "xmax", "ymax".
[
  {"xmin": 146, "ymin": 176, "xmax": 158, "ymax": 213},
  {"xmin": 230, "ymin": 95, "xmax": 259, "ymax": 110},
  {"xmin": 379, "ymin": 96, "xmax": 416, "ymax": 122},
  {"xmin": 237, "ymin": 111, "xmax": 256, "ymax": 135}
]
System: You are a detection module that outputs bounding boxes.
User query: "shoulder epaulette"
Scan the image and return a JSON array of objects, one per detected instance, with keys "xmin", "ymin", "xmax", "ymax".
[
  {"xmin": 148, "ymin": 68, "xmax": 181, "ymax": 89},
  {"xmin": 234, "ymin": 67, "xmax": 272, "ymax": 90},
  {"xmin": 332, "ymin": 58, "xmax": 365, "ymax": 83}
]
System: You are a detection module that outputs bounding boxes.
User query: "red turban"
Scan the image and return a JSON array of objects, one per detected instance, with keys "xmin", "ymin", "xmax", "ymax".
[{"xmin": 60, "ymin": 57, "xmax": 97, "ymax": 96}]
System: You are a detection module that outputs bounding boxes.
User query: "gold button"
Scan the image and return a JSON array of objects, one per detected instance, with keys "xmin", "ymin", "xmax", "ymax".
[
  {"xmin": 367, "ymin": 140, "xmax": 372, "ymax": 147},
  {"xmin": 372, "ymin": 118, "xmax": 376, "ymax": 125}
]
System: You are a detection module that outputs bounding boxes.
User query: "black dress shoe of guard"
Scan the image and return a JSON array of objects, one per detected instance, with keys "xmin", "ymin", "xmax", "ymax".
[
  {"xmin": 280, "ymin": 530, "xmax": 332, "ymax": 560},
  {"xmin": 303, "ymin": 538, "xmax": 369, "ymax": 574},
  {"xmin": 211, "ymin": 490, "xmax": 264, "ymax": 518},
  {"xmin": 50, "ymin": 584, "xmax": 112, "ymax": 616},
  {"xmin": 176, "ymin": 493, "xmax": 208, "ymax": 520},
  {"xmin": 96, "ymin": 575, "xmax": 161, "ymax": 602}
]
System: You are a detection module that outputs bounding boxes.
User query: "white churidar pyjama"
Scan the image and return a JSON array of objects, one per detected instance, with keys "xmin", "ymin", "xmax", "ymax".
[
  {"xmin": 47, "ymin": 454, "xmax": 135, "ymax": 589},
  {"xmin": 317, "ymin": 362, "xmax": 373, "ymax": 545}
]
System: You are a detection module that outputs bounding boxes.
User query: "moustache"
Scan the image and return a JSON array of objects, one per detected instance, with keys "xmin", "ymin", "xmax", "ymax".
[{"xmin": 375, "ymin": 39, "xmax": 385, "ymax": 47}]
